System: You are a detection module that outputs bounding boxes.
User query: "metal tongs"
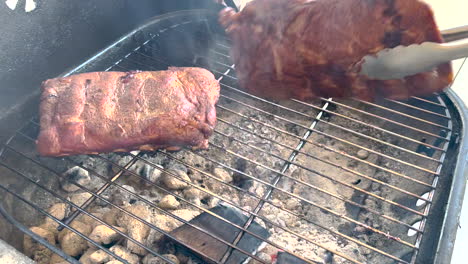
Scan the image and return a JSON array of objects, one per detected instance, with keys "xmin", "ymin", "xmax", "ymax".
[{"xmin": 360, "ymin": 26, "xmax": 468, "ymax": 80}]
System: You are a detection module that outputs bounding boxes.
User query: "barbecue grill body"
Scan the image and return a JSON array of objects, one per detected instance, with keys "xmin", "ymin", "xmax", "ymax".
[
  {"xmin": 0, "ymin": 7, "xmax": 467, "ymax": 264},
  {"xmin": 0, "ymin": 0, "xmax": 225, "ymax": 144}
]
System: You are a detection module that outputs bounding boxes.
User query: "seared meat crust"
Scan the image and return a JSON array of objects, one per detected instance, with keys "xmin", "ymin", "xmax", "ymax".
[
  {"xmin": 220, "ymin": 0, "xmax": 452, "ymax": 101},
  {"xmin": 37, "ymin": 67, "xmax": 220, "ymax": 156}
]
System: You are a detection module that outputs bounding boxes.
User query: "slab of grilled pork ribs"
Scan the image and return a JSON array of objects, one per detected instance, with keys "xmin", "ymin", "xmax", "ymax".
[
  {"xmin": 37, "ymin": 67, "xmax": 220, "ymax": 156},
  {"xmin": 219, "ymin": 0, "xmax": 453, "ymax": 101}
]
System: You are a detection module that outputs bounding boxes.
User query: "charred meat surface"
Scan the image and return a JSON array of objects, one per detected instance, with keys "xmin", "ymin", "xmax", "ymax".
[
  {"xmin": 36, "ymin": 67, "xmax": 220, "ymax": 156},
  {"xmin": 219, "ymin": 0, "xmax": 453, "ymax": 101}
]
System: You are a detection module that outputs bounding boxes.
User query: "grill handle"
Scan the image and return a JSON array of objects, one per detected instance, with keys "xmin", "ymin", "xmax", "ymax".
[{"xmin": 442, "ymin": 25, "xmax": 468, "ymax": 42}]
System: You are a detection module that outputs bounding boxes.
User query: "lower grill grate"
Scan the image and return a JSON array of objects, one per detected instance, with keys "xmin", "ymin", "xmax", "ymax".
[{"xmin": 0, "ymin": 10, "xmax": 459, "ymax": 264}]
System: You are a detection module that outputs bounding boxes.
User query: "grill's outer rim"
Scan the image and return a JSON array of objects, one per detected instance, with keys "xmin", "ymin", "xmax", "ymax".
[{"xmin": 434, "ymin": 86, "xmax": 468, "ymax": 264}]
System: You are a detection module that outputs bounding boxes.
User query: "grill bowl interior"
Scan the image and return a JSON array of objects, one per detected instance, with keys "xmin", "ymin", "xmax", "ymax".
[{"xmin": 0, "ymin": 10, "xmax": 462, "ymax": 264}]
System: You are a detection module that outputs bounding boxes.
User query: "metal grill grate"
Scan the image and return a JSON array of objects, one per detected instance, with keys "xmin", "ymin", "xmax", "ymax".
[{"xmin": 0, "ymin": 10, "xmax": 459, "ymax": 264}]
